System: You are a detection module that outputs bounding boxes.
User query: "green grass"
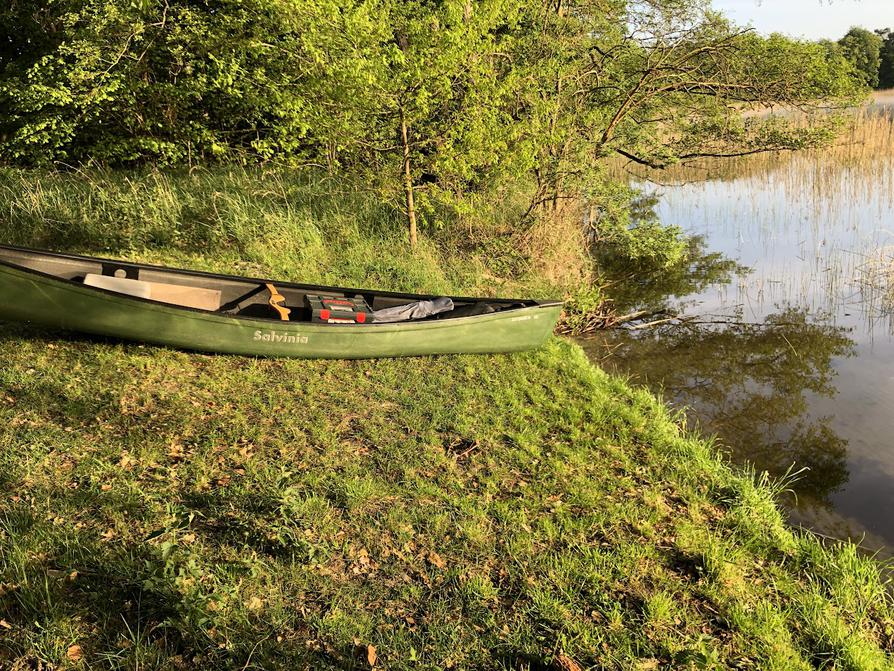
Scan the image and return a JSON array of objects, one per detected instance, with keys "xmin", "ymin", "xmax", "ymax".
[
  {"xmin": 0, "ymin": 168, "xmax": 892, "ymax": 670},
  {"xmin": 0, "ymin": 165, "xmax": 574, "ymax": 299}
]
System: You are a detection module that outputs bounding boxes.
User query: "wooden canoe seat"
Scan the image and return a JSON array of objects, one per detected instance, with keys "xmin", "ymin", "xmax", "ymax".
[{"xmin": 84, "ymin": 274, "xmax": 222, "ymax": 311}]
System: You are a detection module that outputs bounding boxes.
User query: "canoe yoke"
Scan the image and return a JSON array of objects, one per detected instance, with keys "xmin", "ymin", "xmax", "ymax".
[{"xmin": 265, "ymin": 283, "xmax": 292, "ymax": 321}]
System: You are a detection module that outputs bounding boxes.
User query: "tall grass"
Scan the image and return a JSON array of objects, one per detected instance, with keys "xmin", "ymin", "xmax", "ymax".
[{"xmin": 0, "ymin": 166, "xmax": 584, "ymax": 297}]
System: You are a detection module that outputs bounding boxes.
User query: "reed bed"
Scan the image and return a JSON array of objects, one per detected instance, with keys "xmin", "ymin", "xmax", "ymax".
[
  {"xmin": 612, "ymin": 102, "xmax": 894, "ymax": 329},
  {"xmin": 614, "ymin": 104, "xmax": 894, "ymax": 185}
]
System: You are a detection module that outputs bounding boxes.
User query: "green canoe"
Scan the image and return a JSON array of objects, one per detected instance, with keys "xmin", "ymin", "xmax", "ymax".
[{"xmin": 0, "ymin": 245, "xmax": 563, "ymax": 359}]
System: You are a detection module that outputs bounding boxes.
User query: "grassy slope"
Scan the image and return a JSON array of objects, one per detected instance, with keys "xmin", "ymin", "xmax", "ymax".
[
  {"xmin": 0, "ymin": 169, "xmax": 892, "ymax": 670},
  {"xmin": 0, "ymin": 167, "xmax": 564, "ymax": 299}
]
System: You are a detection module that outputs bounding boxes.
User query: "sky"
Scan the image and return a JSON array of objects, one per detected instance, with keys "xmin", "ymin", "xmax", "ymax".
[{"xmin": 711, "ymin": 0, "xmax": 894, "ymax": 40}]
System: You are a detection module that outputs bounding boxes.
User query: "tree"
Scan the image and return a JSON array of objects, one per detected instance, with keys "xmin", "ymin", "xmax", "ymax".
[
  {"xmin": 0, "ymin": 0, "xmax": 868, "ymax": 247},
  {"xmin": 512, "ymin": 1, "xmax": 864, "ymax": 216},
  {"xmin": 878, "ymin": 28, "xmax": 894, "ymax": 89},
  {"xmin": 323, "ymin": 0, "xmax": 532, "ymax": 247},
  {"xmin": 0, "ymin": 0, "xmax": 334, "ymax": 164},
  {"xmin": 838, "ymin": 26, "xmax": 883, "ymax": 88}
]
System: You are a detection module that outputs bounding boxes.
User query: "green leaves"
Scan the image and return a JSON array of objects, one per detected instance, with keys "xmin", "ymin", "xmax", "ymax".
[
  {"xmin": 0, "ymin": 0, "xmax": 869, "ymax": 234},
  {"xmin": 838, "ymin": 27, "xmax": 883, "ymax": 88}
]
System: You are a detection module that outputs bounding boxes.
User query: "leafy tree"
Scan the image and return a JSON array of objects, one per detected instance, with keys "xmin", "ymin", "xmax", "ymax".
[
  {"xmin": 314, "ymin": 0, "xmax": 532, "ymax": 247},
  {"xmin": 838, "ymin": 26, "xmax": 883, "ymax": 88},
  {"xmin": 878, "ymin": 28, "xmax": 894, "ymax": 89},
  {"xmin": 0, "ymin": 0, "xmax": 321, "ymax": 163},
  {"xmin": 0, "ymin": 0, "xmax": 870, "ymax": 246},
  {"xmin": 517, "ymin": 2, "xmax": 864, "ymax": 215}
]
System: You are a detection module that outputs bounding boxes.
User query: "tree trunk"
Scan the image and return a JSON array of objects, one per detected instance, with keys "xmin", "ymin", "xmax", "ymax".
[{"xmin": 400, "ymin": 106, "xmax": 418, "ymax": 248}]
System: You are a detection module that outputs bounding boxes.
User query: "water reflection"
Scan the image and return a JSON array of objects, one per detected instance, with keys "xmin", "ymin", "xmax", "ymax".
[
  {"xmin": 598, "ymin": 233, "xmax": 746, "ymax": 314},
  {"xmin": 581, "ymin": 309, "xmax": 855, "ymax": 503},
  {"xmin": 585, "ymin": 105, "xmax": 894, "ymax": 555}
]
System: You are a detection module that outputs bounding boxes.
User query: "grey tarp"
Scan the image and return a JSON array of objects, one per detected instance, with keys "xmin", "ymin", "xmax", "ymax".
[{"xmin": 372, "ymin": 297, "xmax": 454, "ymax": 323}]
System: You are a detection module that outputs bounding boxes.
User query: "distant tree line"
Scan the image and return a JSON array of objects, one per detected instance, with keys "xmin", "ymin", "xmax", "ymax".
[
  {"xmin": 0, "ymin": 1, "xmax": 868, "ymax": 243},
  {"xmin": 829, "ymin": 27, "xmax": 894, "ymax": 89}
]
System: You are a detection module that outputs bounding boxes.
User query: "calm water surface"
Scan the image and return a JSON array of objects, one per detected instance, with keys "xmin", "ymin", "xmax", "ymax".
[{"xmin": 579, "ymin": 108, "xmax": 894, "ymax": 555}]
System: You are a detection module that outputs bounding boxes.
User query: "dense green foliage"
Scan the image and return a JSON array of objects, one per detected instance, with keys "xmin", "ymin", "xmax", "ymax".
[
  {"xmin": 878, "ymin": 29, "xmax": 894, "ymax": 89},
  {"xmin": 0, "ymin": 178, "xmax": 892, "ymax": 668},
  {"xmin": 587, "ymin": 191, "xmax": 688, "ymax": 272},
  {"xmin": 837, "ymin": 27, "xmax": 883, "ymax": 89},
  {"xmin": 828, "ymin": 26, "xmax": 894, "ymax": 90},
  {"xmin": 0, "ymin": 0, "xmax": 866, "ymax": 242}
]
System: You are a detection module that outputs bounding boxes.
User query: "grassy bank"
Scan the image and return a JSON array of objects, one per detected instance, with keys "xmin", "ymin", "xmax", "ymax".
[
  {"xmin": 0, "ymin": 166, "xmax": 587, "ymax": 297},
  {"xmin": 0, "ymin": 169, "xmax": 892, "ymax": 670}
]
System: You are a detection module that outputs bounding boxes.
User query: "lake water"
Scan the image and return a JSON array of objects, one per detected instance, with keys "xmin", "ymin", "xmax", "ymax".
[{"xmin": 579, "ymin": 106, "xmax": 894, "ymax": 556}]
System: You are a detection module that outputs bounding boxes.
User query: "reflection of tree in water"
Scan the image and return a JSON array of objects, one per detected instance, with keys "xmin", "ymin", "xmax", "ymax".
[
  {"xmin": 599, "ymin": 308, "xmax": 855, "ymax": 502},
  {"xmin": 598, "ymin": 232, "xmax": 747, "ymax": 313}
]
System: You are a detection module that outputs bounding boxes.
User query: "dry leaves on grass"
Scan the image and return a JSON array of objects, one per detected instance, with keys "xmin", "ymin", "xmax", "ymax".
[
  {"xmin": 353, "ymin": 640, "xmax": 378, "ymax": 668},
  {"xmin": 554, "ymin": 652, "xmax": 582, "ymax": 671},
  {"xmin": 427, "ymin": 551, "xmax": 446, "ymax": 569},
  {"xmin": 67, "ymin": 645, "xmax": 83, "ymax": 661}
]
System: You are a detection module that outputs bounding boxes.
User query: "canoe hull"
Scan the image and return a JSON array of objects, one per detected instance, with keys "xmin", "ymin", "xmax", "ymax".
[{"xmin": 0, "ymin": 262, "xmax": 561, "ymax": 358}]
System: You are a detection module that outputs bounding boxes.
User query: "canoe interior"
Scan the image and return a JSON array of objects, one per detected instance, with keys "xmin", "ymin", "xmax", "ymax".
[{"xmin": 0, "ymin": 246, "xmax": 553, "ymax": 323}]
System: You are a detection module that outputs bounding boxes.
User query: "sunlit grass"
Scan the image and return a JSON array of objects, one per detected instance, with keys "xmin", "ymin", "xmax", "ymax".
[
  {"xmin": 1, "ymin": 333, "xmax": 892, "ymax": 669},
  {"xmin": 0, "ymin": 168, "xmax": 891, "ymax": 669},
  {"xmin": 0, "ymin": 165, "xmax": 585, "ymax": 299}
]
